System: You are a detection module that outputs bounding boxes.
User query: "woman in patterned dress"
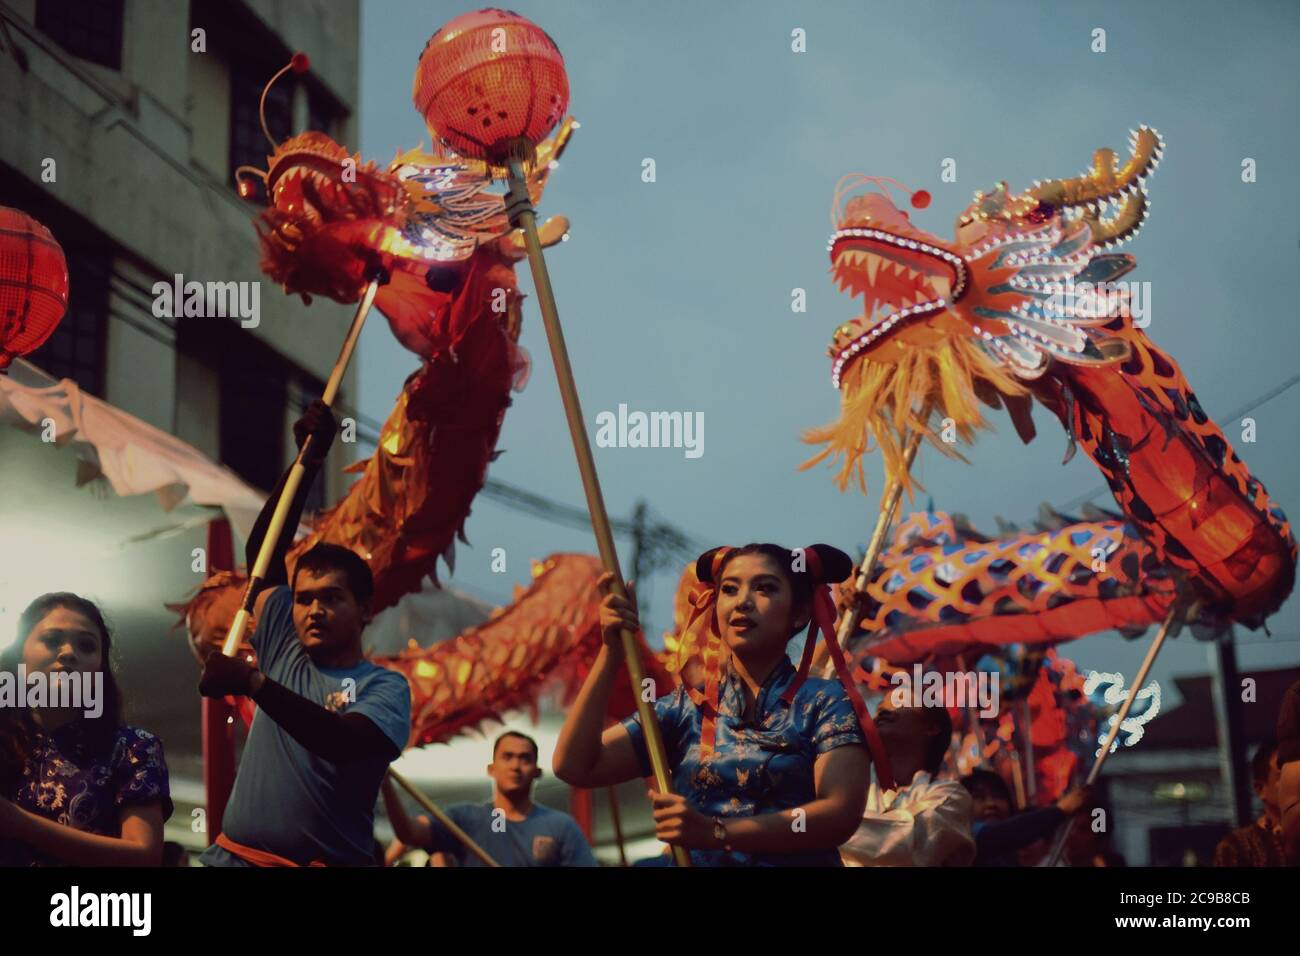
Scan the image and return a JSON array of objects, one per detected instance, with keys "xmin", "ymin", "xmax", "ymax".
[
  {"xmin": 554, "ymin": 543, "xmax": 875, "ymax": 866},
  {"xmin": 0, "ymin": 593, "xmax": 172, "ymax": 866}
]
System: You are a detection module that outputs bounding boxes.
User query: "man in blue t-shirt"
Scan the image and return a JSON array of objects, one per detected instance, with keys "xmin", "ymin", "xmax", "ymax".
[
  {"xmin": 382, "ymin": 730, "xmax": 597, "ymax": 867},
  {"xmin": 196, "ymin": 400, "xmax": 411, "ymax": 867}
]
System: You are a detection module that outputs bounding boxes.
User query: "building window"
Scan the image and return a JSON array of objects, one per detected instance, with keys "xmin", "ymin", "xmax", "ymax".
[
  {"xmin": 178, "ymin": 316, "xmax": 332, "ymax": 505},
  {"xmin": 26, "ymin": 247, "xmax": 109, "ymax": 395},
  {"xmin": 230, "ymin": 67, "xmax": 291, "ymax": 203},
  {"xmin": 0, "ymin": 167, "xmax": 110, "ymax": 393},
  {"xmin": 308, "ymin": 88, "xmax": 335, "ymax": 139},
  {"xmin": 191, "ymin": 0, "xmax": 351, "ymax": 202},
  {"xmin": 216, "ymin": 348, "xmax": 287, "ymax": 494},
  {"xmin": 35, "ymin": 0, "xmax": 125, "ymax": 71}
]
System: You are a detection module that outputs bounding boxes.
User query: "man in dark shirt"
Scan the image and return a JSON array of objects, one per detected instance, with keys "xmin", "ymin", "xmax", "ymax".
[
  {"xmin": 194, "ymin": 401, "xmax": 411, "ymax": 866},
  {"xmin": 1214, "ymin": 738, "xmax": 1287, "ymax": 867},
  {"xmin": 382, "ymin": 730, "xmax": 597, "ymax": 867},
  {"xmin": 962, "ymin": 768, "xmax": 1091, "ymax": 866}
]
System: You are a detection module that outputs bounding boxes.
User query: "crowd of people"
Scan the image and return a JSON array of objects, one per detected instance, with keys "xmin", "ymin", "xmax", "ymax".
[{"xmin": 2, "ymin": 402, "xmax": 1298, "ymax": 868}]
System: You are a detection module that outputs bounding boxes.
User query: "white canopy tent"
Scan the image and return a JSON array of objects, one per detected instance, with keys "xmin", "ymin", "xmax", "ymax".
[{"xmin": 0, "ymin": 358, "xmax": 490, "ymax": 757}]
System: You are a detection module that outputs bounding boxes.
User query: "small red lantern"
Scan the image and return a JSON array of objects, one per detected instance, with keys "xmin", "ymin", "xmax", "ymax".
[
  {"xmin": 0, "ymin": 206, "xmax": 69, "ymax": 372},
  {"xmin": 412, "ymin": 8, "xmax": 569, "ymax": 166}
]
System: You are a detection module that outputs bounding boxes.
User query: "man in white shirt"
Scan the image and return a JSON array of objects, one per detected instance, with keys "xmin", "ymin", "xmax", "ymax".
[{"xmin": 839, "ymin": 695, "xmax": 974, "ymax": 866}]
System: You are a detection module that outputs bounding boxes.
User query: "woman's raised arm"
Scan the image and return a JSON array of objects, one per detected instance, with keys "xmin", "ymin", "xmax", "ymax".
[{"xmin": 553, "ymin": 574, "xmax": 646, "ymax": 788}]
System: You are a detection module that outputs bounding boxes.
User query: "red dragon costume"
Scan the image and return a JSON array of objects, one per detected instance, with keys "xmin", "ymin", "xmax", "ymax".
[
  {"xmin": 177, "ymin": 60, "xmax": 666, "ymax": 746},
  {"xmin": 802, "ymin": 127, "xmax": 1294, "ymax": 661}
]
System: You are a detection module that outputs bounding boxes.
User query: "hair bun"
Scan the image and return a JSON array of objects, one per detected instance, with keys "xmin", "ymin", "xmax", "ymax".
[
  {"xmin": 804, "ymin": 544, "xmax": 854, "ymax": 584},
  {"xmin": 695, "ymin": 544, "xmax": 853, "ymax": 586},
  {"xmin": 694, "ymin": 546, "xmax": 734, "ymax": 585}
]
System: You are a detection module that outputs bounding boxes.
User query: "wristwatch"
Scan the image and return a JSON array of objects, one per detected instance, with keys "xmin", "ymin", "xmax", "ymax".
[{"xmin": 712, "ymin": 815, "xmax": 732, "ymax": 852}]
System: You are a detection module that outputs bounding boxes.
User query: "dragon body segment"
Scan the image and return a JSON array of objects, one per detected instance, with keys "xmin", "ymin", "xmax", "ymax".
[
  {"xmin": 849, "ymin": 509, "xmax": 1174, "ymax": 664},
  {"xmin": 176, "ymin": 118, "xmax": 659, "ymax": 743},
  {"xmin": 806, "ymin": 127, "xmax": 1294, "ymax": 655}
]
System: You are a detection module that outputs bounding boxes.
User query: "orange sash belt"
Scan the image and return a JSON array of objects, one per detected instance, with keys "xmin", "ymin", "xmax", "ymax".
[{"xmin": 215, "ymin": 832, "xmax": 327, "ymax": 868}]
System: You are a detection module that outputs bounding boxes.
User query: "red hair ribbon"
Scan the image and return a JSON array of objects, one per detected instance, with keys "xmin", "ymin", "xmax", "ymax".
[
  {"xmin": 781, "ymin": 549, "xmax": 896, "ymax": 791},
  {"xmin": 676, "ymin": 548, "xmax": 732, "ymax": 757}
]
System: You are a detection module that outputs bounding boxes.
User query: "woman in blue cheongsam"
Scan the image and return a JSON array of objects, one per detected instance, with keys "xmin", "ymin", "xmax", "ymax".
[
  {"xmin": 555, "ymin": 543, "xmax": 882, "ymax": 866},
  {"xmin": 0, "ymin": 593, "xmax": 172, "ymax": 866}
]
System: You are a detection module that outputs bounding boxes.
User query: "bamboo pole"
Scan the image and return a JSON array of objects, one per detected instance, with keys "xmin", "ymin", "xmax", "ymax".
[
  {"xmin": 1009, "ymin": 751, "xmax": 1027, "ymax": 810},
  {"xmin": 606, "ymin": 786, "xmax": 629, "ymax": 867},
  {"xmin": 220, "ymin": 278, "xmax": 380, "ymax": 658},
  {"xmin": 817, "ymin": 428, "xmax": 925, "ymax": 673},
  {"xmin": 504, "ymin": 158, "xmax": 690, "ymax": 867},
  {"xmin": 1044, "ymin": 599, "xmax": 1182, "ymax": 866},
  {"xmin": 956, "ymin": 654, "xmax": 991, "ymax": 773},
  {"xmin": 388, "ymin": 769, "xmax": 500, "ymax": 868},
  {"xmin": 1021, "ymin": 697, "xmax": 1037, "ymax": 803}
]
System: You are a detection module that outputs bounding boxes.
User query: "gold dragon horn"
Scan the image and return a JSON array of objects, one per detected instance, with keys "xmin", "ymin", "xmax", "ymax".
[{"xmin": 1028, "ymin": 126, "xmax": 1164, "ymax": 248}]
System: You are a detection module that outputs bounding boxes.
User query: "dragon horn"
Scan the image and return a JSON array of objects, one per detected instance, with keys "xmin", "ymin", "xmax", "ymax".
[
  {"xmin": 1028, "ymin": 126, "xmax": 1164, "ymax": 247},
  {"xmin": 528, "ymin": 117, "xmax": 578, "ymax": 184},
  {"xmin": 523, "ymin": 116, "xmax": 578, "ymax": 204}
]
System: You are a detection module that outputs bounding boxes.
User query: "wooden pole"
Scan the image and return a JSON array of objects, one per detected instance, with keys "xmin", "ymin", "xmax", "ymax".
[
  {"xmin": 607, "ymin": 786, "xmax": 630, "ymax": 867},
  {"xmin": 388, "ymin": 769, "xmax": 500, "ymax": 868},
  {"xmin": 1044, "ymin": 599, "xmax": 1182, "ymax": 866},
  {"xmin": 221, "ymin": 278, "xmax": 380, "ymax": 658},
  {"xmin": 818, "ymin": 429, "xmax": 924, "ymax": 672},
  {"xmin": 504, "ymin": 158, "xmax": 689, "ymax": 867},
  {"xmin": 956, "ymin": 655, "xmax": 991, "ymax": 771},
  {"xmin": 1021, "ymin": 697, "xmax": 1037, "ymax": 803},
  {"xmin": 202, "ymin": 518, "xmax": 237, "ymax": 844},
  {"xmin": 1009, "ymin": 750, "xmax": 1027, "ymax": 810}
]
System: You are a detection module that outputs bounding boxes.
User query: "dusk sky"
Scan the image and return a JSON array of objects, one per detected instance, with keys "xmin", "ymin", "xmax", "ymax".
[{"xmin": 353, "ymin": 0, "xmax": 1300, "ymax": 702}]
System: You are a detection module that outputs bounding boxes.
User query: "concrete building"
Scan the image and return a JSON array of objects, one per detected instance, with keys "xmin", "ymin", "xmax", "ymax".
[
  {"xmin": 0, "ymin": 0, "xmax": 365, "ymax": 854},
  {"xmin": 0, "ymin": 0, "xmax": 363, "ymax": 503}
]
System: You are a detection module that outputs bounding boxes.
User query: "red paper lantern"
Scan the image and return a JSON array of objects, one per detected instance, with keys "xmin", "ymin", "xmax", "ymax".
[
  {"xmin": 0, "ymin": 206, "xmax": 69, "ymax": 372},
  {"xmin": 412, "ymin": 8, "xmax": 568, "ymax": 165}
]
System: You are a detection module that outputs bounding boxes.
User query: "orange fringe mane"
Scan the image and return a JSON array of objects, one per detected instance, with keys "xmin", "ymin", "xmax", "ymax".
[{"xmin": 801, "ymin": 334, "xmax": 1027, "ymax": 497}]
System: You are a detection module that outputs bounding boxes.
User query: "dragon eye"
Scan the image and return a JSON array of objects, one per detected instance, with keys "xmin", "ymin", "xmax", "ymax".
[{"xmin": 1027, "ymin": 201, "xmax": 1055, "ymax": 224}]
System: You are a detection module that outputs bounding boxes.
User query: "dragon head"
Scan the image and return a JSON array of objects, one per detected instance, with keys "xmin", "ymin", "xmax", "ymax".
[
  {"xmin": 249, "ymin": 129, "xmax": 408, "ymax": 303},
  {"xmin": 807, "ymin": 127, "xmax": 1163, "ymax": 493},
  {"xmin": 236, "ymin": 56, "xmax": 573, "ymax": 360}
]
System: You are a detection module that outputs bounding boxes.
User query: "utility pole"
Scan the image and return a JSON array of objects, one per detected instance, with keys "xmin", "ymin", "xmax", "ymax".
[
  {"xmin": 1208, "ymin": 633, "xmax": 1252, "ymax": 827},
  {"xmin": 628, "ymin": 498, "xmax": 649, "ymax": 637}
]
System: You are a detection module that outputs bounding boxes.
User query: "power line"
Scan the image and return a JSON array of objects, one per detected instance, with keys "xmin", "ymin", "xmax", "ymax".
[
  {"xmin": 477, "ymin": 479, "xmax": 707, "ymax": 569},
  {"xmin": 1046, "ymin": 370, "xmax": 1300, "ymax": 516}
]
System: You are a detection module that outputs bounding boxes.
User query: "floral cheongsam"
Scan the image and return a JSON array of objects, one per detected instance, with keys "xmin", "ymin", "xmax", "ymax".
[
  {"xmin": 1, "ymin": 720, "xmax": 173, "ymax": 866},
  {"xmin": 622, "ymin": 655, "xmax": 865, "ymax": 866}
]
